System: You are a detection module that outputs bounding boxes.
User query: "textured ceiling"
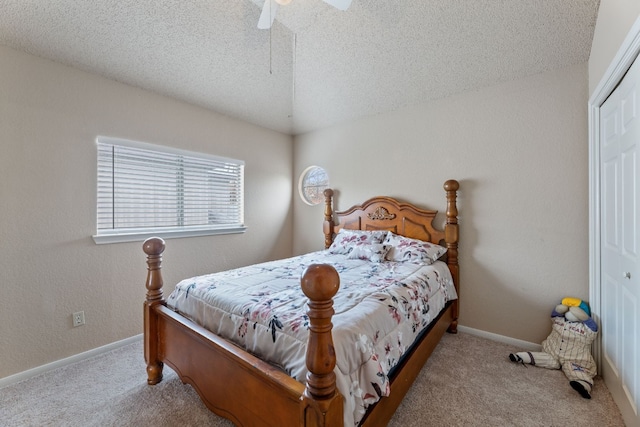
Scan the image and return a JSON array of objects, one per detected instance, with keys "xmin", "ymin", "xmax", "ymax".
[{"xmin": 0, "ymin": 0, "xmax": 600, "ymax": 135}]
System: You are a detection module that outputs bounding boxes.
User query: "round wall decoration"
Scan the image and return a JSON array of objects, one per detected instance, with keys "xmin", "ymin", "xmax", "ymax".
[{"xmin": 298, "ymin": 166, "xmax": 329, "ymax": 205}]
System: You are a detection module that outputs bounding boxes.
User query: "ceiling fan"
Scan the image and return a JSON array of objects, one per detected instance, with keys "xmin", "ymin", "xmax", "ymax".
[{"xmin": 258, "ymin": 0, "xmax": 352, "ymax": 29}]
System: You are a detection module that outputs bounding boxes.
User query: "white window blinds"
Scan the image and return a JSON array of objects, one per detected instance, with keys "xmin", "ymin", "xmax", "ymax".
[{"xmin": 94, "ymin": 137, "xmax": 245, "ymax": 244}]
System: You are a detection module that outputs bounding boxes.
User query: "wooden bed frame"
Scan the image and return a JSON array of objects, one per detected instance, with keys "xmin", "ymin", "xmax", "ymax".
[{"xmin": 143, "ymin": 179, "xmax": 459, "ymax": 426}]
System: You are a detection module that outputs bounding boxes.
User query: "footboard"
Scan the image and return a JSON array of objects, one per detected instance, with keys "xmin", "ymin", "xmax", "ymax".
[{"xmin": 143, "ymin": 238, "xmax": 343, "ymax": 427}]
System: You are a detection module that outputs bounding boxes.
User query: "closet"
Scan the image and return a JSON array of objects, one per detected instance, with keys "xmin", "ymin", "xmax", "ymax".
[{"xmin": 596, "ymin": 46, "xmax": 640, "ymax": 427}]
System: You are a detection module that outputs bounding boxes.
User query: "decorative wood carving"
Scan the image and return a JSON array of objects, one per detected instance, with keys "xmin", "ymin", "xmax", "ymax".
[
  {"xmin": 443, "ymin": 179, "xmax": 460, "ymax": 333},
  {"xmin": 301, "ymin": 264, "xmax": 344, "ymax": 426},
  {"xmin": 323, "ymin": 189, "xmax": 335, "ymax": 249},
  {"xmin": 367, "ymin": 207, "xmax": 396, "ymax": 221},
  {"xmin": 143, "ymin": 237, "xmax": 166, "ymax": 385}
]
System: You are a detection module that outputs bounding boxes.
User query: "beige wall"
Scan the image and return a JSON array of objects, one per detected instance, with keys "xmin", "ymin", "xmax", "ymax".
[
  {"xmin": 0, "ymin": 45, "xmax": 293, "ymax": 378},
  {"xmin": 589, "ymin": 0, "xmax": 640, "ymax": 93},
  {"xmin": 293, "ymin": 63, "xmax": 589, "ymax": 345}
]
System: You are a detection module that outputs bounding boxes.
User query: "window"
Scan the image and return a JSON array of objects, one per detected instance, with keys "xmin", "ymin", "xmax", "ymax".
[
  {"xmin": 298, "ymin": 166, "xmax": 329, "ymax": 206},
  {"xmin": 93, "ymin": 137, "xmax": 245, "ymax": 244}
]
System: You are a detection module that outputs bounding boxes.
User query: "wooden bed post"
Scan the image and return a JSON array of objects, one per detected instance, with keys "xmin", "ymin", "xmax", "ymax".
[
  {"xmin": 143, "ymin": 237, "xmax": 166, "ymax": 385},
  {"xmin": 443, "ymin": 179, "xmax": 460, "ymax": 333},
  {"xmin": 300, "ymin": 264, "xmax": 343, "ymax": 426},
  {"xmin": 323, "ymin": 189, "xmax": 335, "ymax": 249}
]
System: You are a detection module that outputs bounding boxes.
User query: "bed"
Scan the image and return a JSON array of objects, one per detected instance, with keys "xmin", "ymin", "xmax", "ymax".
[{"xmin": 142, "ymin": 179, "xmax": 460, "ymax": 426}]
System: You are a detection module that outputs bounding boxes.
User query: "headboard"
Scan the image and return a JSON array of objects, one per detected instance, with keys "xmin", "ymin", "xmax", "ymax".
[
  {"xmin": 322, "ymin": 180, "xmax": 459, "ymax": 248},
  {"xmin": 322, "ymin": 179, "xmax": 460, "ymax": 309}
]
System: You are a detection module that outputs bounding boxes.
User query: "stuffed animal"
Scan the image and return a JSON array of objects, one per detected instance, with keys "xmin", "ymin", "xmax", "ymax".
[{"xmin": 508, "ymin": 297, "xmax": 598, "ymax": 399}]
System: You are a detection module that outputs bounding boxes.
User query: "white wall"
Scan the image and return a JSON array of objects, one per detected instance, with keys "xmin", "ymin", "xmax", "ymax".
[
  {"xmin": 2, "ymin": 2, "xmax": 611, "ymax": 377},
  {"xmin": 293, "ymin": 63, "xmax": 589, "ymax": 345},
  {"xmin": 0, "ymin": 45, "xmax": 293, "ymax": 379},
  {"xmin": 589, "ymin": 0, "xmax": 640, "ymax": 93}
]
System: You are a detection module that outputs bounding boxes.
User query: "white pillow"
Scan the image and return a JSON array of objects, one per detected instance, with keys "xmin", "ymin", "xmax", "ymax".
[
  {"xmin": 328, "ymin": 229, "xmax": 388, "ymax": 255},
  {"xmin": 383, "ymin": 232, "xmax": 447, "ymax": 265}
]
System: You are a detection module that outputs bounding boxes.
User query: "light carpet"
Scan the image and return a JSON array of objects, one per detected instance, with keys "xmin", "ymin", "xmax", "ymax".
[{"xmin": 0, "ymin": 332, "xmax": 625, "ymax": 426}]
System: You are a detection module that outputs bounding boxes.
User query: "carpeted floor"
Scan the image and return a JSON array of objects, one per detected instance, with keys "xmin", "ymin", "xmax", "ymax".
[{"xmin": 0, "ymin": 332, "xmax": 625, "ymax": 426}]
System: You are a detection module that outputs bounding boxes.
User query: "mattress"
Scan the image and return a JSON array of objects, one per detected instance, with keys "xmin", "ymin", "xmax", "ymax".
[{"xmin": 166, "ymin": 250, "xmax": 457, "ymax": 426}]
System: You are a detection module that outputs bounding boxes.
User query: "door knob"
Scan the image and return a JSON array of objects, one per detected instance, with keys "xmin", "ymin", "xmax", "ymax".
[{"xmin": 624, "ymin": 272, "xmax": 631, "ymax": 279}]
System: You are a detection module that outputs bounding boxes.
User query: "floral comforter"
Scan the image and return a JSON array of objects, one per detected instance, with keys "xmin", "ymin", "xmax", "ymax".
[{"xmin": 166, "ymin": 250, "xmax": 457, "ymax": 426}]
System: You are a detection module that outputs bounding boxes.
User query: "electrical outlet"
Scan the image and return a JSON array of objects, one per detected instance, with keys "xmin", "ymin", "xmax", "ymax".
[{"xmin": 72, "ymin": 311, "xmax": 85, "ymax": 327}]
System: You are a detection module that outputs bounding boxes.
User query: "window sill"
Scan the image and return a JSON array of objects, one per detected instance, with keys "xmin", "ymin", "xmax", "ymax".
[{"xmin": 92, "ymin": 226, "xmax": 247, "ymax": 245}]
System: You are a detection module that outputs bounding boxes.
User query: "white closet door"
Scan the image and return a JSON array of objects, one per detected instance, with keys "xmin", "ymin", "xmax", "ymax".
[{"xmin": 600, "ymin": 52, "xmax": 640, "ymax": 425}]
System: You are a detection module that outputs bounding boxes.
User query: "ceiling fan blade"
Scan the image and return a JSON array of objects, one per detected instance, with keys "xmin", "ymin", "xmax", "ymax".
[
  {"xmin": 323, "ymin": 0, "xmax": 352, "ymax": 11},
  {"xmin": 258, "ymin": 0, "xmax": 279, "ymax": 29}
]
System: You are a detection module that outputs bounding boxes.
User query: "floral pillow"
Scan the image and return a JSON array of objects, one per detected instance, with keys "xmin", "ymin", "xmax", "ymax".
[
  {"xmin": 328, "ymin": 229, "xmax": 388, "ymax": 255},
  {"xmin": 347, "ymin": 243, "xmax": 391, "ymax": 262},
  {"xmin": 383, "ymin": 232, "xmax": 447, "ymax": 265}
]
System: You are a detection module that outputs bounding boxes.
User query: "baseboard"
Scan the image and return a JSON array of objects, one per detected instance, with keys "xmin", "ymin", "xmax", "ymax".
[
  {"xmin": 1, "ymin": 328, "xmax": 539, "ymax": 389},
  {"xmin": 458, "ymin": 325, "xmax": 542, "ymax": 352},
  {"xmin": 0, "ymin": 334, "xmax": 143, "ymax": 389}
]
